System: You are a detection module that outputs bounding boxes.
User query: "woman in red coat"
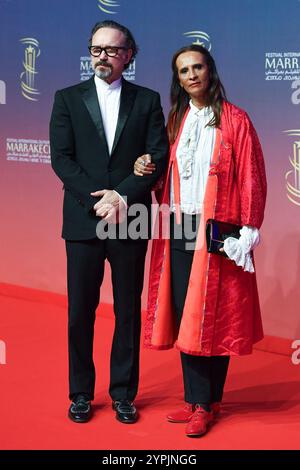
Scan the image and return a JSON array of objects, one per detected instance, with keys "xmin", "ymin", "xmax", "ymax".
[{"xmin": 134, "ymin": 44, "xmax": 267, "ymax": 437}]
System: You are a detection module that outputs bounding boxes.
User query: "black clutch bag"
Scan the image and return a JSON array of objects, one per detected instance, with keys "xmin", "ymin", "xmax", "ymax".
[{"xmin": 206, "ymin": 219, "xmax": 242, "ymax": 257}]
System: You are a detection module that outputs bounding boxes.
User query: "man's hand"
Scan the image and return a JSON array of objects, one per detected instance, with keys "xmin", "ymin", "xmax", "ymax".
[{"xmin": 91, "ymin": 189, "xmax": 126, "ymax": 223}]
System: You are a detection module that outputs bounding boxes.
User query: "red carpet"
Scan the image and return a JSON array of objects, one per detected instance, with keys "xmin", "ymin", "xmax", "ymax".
[{"xmin": 0, "ymin": 283, "xmax": 299, "ymax": 450}]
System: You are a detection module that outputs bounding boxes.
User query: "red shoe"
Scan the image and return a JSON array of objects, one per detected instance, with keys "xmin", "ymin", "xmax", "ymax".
[
  {"xmin": 166, "ymin": 403, "xmax": 195, "ymax": 423},
  {"xmin": 167, "ymin": 402, "xmax": 221, "ymax": 423},
  {"xmin": 185, "ymin": 405, "xmax": 213, "ymax": 437}
]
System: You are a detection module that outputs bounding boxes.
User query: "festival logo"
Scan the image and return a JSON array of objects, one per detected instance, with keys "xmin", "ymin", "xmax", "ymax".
[
  {"xmin": 20, "ymin": 38, "xmax": 41, "ymax": 101},
  {"xmin": 284, "ymin": 129, "xmax": 300, "ymax": 206},
  {"xmin": 123, "ymin": 60, "xmax": 136, "ymax": 82},
  {"xmin": 80, "ymin": 56, "xmax": 94, "ymax": 81},
  {"xmin": 183, "ymin": 31, "xmax": 211, "ymax": 51},
  {"xmin": 6, "ymin": 138, "xmax": 50, "ymax": 164},
  {"xmin": 98, "ymin": 0, "xmax": 119, "ymax": 15},
  {"xmin": 265, "ymin": 52, "xmax": 300, "ymax": 81},
  {"xmin": 0, "ymin": 79, "xmax": 6, "ymax": 104}
]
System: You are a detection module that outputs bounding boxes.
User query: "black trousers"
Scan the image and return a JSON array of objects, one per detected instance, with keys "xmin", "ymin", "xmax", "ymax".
[
  {"xmin": 170, "ymin": 213, "xmax": 230, "ymax": 406},
  {"xmin": 66, "ymin": 237, "xmax": 148, "ymax": 401}
]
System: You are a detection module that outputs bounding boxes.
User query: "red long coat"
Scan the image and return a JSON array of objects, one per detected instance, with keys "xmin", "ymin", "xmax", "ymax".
[{"xmin": 144, "ymin": 101, "xmax": 267, "ymax": 356}]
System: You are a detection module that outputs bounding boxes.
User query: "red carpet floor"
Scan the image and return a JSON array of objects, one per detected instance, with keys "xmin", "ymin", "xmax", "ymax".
[{"xmin": 0, "ymin": 285, "xmax": 299, "ymax": 450}]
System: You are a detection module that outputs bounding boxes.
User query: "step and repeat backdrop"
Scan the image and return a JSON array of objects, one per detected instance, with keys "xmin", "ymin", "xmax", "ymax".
[{"xmin": 0, "ymin": 0, "xmax": 299, "ymax": 341}]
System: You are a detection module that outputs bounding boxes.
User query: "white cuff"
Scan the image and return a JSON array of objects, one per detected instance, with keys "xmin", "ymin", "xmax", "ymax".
[
  {"xmin": 223, "ymin": 225, "xmax": 260, "ymax": 273},
  {"xmin": 113, "ymin": 190, "xmax": 128, "ymax": 209}
]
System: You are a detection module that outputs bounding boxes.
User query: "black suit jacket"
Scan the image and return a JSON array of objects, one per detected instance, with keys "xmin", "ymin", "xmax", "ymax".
[{"xmin": 50, "ymin": 76, "xmax": 168, "ymax": 240}]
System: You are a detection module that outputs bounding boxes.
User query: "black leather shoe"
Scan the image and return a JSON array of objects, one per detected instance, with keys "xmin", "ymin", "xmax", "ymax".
[
  {"xmin": 68, "ymin": 394, "xmax": 92, "ymax": 423},
  {"xmin": 112, "ymin": 400, "xmax": 138, "ymax": 424}
]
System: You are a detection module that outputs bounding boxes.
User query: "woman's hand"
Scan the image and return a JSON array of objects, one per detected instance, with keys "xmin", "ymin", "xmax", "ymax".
[{"xmin": 134, "ymin": 154, "xmax": 156, "ymax": 176}]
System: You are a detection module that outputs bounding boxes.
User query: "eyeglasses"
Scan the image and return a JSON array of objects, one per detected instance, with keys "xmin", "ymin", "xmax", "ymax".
[{"xmin": 88, "ymin": 45, "xmax": 128, "ymax": 58}]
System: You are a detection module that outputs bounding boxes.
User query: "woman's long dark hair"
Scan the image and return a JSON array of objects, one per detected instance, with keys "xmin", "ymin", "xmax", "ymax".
[{"xmin": 167, "ymin": 44, "xmax": 227, "ymax": 144}]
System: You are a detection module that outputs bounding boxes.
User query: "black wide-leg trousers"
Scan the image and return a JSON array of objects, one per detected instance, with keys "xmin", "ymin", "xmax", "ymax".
[
  {"xmin": 66, "ymin": 237, "xmax": 148, "ymax": 402},
  {"xmin": 170, "ymin": 213, "xmax": 230, "ymax": 407}
]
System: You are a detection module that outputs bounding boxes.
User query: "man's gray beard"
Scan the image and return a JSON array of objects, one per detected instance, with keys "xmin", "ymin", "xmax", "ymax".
[{"xmin": 94, "ymin": 67, "xmax": 112, "ymax": 80}]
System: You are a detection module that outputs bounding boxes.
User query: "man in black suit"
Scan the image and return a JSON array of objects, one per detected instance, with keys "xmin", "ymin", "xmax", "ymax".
[{"xmin": 50, "ymin": 20, "xmax": 168, "ymax": 424}]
